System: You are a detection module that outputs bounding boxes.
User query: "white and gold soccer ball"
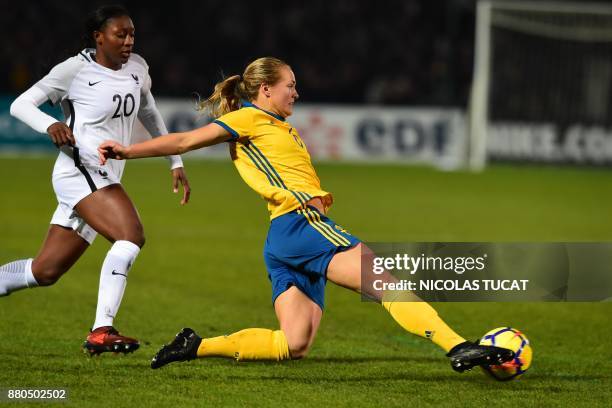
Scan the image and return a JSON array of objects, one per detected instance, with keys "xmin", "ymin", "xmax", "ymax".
[{"xmin": 479, "ymin": 327, "xmax": 532, "ymax": 381}]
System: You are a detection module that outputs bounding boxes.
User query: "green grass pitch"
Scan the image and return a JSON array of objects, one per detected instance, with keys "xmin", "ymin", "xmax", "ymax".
[{"xmin": 0, "ymin": 157, "xmax": 610, "ymax": 407}]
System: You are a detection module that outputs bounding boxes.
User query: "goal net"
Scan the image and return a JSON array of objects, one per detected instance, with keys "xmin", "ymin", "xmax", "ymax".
[{"xmin": 468, "ymin": 0, "xmax": 612, "ymax": 169}]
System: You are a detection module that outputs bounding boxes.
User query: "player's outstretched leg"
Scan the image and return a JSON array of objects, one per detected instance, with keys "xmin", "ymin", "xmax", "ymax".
[
  {"xmin": 0, "ymin": 225, "xmax": 89, "ymax": 297},
  {"xmin": 327, "ymin": 243, "xmax": 515, "ymax": 372}
]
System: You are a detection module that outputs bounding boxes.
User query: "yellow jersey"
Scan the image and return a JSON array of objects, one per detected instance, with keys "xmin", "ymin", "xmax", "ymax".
[{"xmin": 214, "ymin": 102, "xmax": 332, "ymax": 219}]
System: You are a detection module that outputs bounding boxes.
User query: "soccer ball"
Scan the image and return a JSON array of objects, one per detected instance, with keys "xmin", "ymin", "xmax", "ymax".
[{"xmin": 478, "ymin": 327, "xmax": 532, "ymax": 381}]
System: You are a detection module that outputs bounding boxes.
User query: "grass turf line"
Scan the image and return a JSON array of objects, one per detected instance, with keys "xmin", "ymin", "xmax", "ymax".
[{"xmin": 0, "ymin": 157, "xmax": 610, "ymax": 407}]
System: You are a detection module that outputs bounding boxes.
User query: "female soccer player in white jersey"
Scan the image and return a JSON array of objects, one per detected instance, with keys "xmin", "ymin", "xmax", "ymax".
[{"xmin": 0, "ymin": 5, "xmax": 191, "ymax": 355}]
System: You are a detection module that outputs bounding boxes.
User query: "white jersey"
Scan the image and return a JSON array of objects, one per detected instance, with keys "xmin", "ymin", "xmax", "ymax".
[
  {"xmin": 34, "ymin": 49, "xmax": 152, "ymax": 178},
  {"xmin": 9, "ymin": 49, "xmax": 183, "ymax": 244}
]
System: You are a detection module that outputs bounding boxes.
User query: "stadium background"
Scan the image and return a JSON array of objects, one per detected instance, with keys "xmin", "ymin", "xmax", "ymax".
[{"xmin": 1, "ymin": 0, "xmax": 610, "ymax": 406}]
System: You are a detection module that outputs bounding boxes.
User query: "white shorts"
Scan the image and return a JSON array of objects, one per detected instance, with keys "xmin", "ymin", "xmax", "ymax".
[
  {"xmin": 50, "ymin": 205, "xmax": 98, "ymax": 244},
  {"xmin": 50, "ymin": 148, "xmax": 122, "ymax": 244}
]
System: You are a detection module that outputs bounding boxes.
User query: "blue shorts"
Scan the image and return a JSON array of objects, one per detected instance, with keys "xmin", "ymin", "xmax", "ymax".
[{"xmin": 263, "ymin": 206, "xmax": 360, "ymax": 310}]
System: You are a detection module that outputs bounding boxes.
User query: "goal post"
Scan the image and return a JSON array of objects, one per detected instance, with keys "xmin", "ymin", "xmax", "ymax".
[{"xmin": 468, "ymin": 0, "xmax": 612, "ymax": 170}]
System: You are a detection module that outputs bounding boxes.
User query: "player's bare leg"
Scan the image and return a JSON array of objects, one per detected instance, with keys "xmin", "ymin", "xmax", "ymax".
[
  {"xmin": 150, "ymin": 287, "xmax": 319, "ymax": 369},
  {"xmin": 326, "ymin": 243, "xmax": 514, "ymax": 372},
  {"xmin": 274, "ymin": 286, "xmax": 322, "ymax": 359},
  {"xmin": 75, "ymin": 184, "xmax": 144, "ymax": 355},
  {"xmin": 0, "ymin": 225, "xmax": 89, "ymax": 296},
  {"xmin": 32, "ymin": 226, "xmax": 90, "ymax": 285},
  {"xmin": 74, "ymin": 184, "xmax": 145, "ymax": 246}
]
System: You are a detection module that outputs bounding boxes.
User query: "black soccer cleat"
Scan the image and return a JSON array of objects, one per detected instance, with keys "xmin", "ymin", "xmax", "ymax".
[
  {"xmin": 446, "ymin": 341, "xmax": 515, "ymax": 373},
  {"xmin": 151, "ymin": 327, "xmax": 202, "ymax": 369}
]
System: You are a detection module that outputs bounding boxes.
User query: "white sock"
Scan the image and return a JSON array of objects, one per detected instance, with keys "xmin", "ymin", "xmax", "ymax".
[
  {"xmin": 0, "ymin": 258, "xmax": 37, "ymax": 296},
  {"xmin": 92, "ymin": 241, "xmax": 140, "ymax": 330}
]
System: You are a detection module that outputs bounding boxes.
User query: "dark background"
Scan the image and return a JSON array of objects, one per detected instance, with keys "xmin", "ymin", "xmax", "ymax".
[{"xmin": 1, "ymin": 0, "xmax": 476, "ymax": 106}]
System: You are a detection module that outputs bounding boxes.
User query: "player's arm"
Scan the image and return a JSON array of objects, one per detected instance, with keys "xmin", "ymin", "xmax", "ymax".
[
  {"xmin": 11, "ymin": 56, "xmax": 84, "ymax": 146},
  {"xmin": 138, "ymin": 87, "xmax": 191, "ymax": 204},
  {"xmin": 99, "ymin": 123, "xmax": 231, "ymax": 163},
  {"xmin": 10, "ymin": 86, "xmax": 75, "ymax": 146},
  {"xmin": 137, "ymin": 81, "xmax": 183, "ymax": 170}
]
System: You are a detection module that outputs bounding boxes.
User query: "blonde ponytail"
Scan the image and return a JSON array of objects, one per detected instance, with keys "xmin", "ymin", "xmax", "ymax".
[
  {"xmin": 198, "ymin": 74, "xmax": 244, "ymax": 118},
  {"xmin": 199, "ymin": 57, "xmax": 289, "ymax": 118}
]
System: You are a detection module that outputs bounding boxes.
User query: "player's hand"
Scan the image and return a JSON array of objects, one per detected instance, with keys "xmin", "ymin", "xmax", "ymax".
[
  {"xmin": 171, "ymin": 167, "xmax": 191, "ymax": 205},
  {"xmin": 98, "ymin": 140, "xmax": 128, "ymax": 164},
  {"xmin": 47, "ymin": 122, "xmax": 75, "ymax": 147}
]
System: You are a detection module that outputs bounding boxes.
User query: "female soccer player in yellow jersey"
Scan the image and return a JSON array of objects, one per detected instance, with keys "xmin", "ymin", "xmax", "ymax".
[{"xmin": 98, "ymin": 57, "xmax": 514, "ymax": 372}]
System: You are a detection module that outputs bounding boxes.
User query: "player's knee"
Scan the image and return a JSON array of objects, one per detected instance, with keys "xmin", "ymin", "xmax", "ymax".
[
  {"xmin": 115, "ymin": 224, "xmax": 145, "ymax": 248},
  {"xmin": 32, "ymin": 265, "xmax": 65, "ymax": 286},
  {"xmin": 128, "ymin": 222, "xmax": 145, "ymax": 248},
  {"xmin": 287, "ymin": 338, "xmax": 311, "ymax": 360},
  {"xmin": 133, "ymin": 223, "xmax": 145, "ymax": 247},
  {"xmin": 133, "ymin": 232, "xmax": 145, "ymax": 248}
]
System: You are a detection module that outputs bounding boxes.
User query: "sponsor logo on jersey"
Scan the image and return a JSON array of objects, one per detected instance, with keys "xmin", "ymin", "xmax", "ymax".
[
  {"xmin": 98, "ymin": 169, "xmax": 108, "ymax": 179},
  {"xmin": 131, "ymin": 74, "xmax": 139, "ymax": 84},
  {"xmin": 88, "ymin": 80, "xmax": 102, "ymax": 86}
]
